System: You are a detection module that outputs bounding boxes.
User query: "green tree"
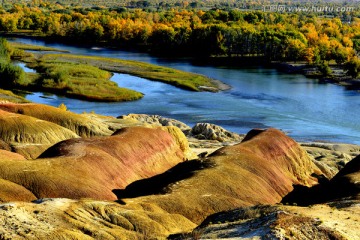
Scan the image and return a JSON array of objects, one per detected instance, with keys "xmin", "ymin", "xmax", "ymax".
[{"xmin": 345, "ymin": 57, "xmax": 360, "ymax": 78}]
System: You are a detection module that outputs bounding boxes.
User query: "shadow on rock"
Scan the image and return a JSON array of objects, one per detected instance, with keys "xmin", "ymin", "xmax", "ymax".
[{"xmin": 114, "ymin": 159, "xmax": 216, "ymax": 202}]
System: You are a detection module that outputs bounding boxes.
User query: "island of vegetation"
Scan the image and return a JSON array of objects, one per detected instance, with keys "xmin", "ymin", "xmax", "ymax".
[{"xmin": 0, "ymin": 38, "xmax": 223, "ymax": 102}]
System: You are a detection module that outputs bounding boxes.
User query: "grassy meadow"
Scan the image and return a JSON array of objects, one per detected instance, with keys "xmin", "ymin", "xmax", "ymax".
[
  {"xmin": 29, "ymin": 57, "xmax": 144, "ymax": 102},
  {"xmin": 9, "ymin": 42, "xmax": 69, "ymax": 53},
  {"xmin": 36, "ymin": 54, "xmax": 220, "ymax": 92}
]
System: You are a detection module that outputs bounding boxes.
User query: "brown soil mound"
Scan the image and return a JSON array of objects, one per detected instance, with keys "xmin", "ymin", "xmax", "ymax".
[
  {"xmin": 0, "ymin": 127, "xmax": 185, "ymax": 201},
  {"xmin": 0, "ymin": 128, "xmax": 328, "ymax": 239},
  {"xmin": 0, "ymin": 149, "xmax": 26, "ymax": 161},
  {"xmin": 0, "ymin": 179, "xmax": 36, "ymax": 202},
  {"xmin": 118, "ymin": 128, "xmax": 320, "ymax": 223},
  {"xmin": 0, "ymin": 103, "xmax": 112, "ymax": 137},
  {"xmin": 0, "ymin": 109, "xmax": 79, "ymax": 158}
]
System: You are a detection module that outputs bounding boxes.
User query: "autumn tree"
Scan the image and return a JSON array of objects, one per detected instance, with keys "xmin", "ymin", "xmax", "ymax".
[{"xmin": 345, "ymin": 57, "xmax": 360, "ymax": 78}]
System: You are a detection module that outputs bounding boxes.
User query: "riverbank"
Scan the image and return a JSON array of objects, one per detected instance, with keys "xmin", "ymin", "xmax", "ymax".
[
  {"xmin": 0, "ymin": 40, "xmax": 230, "ymax": 102},
  {"xmin": 6, "ymin": 35, "xmax": 359, "ymax": 92},
  {"xmin": 275, "ymin": 62, "xmax": 360, "ymax": 91},
  {"xmin": 189, "ymin": 57, "xmax": 360, "ymax": 91},
  {"xmin": 4, "ymin": 36, "xmax": 360, "ymax": 145},
  {"xmin": 32, "ymin": 53, "xmax": 228, "ymax": 92}
]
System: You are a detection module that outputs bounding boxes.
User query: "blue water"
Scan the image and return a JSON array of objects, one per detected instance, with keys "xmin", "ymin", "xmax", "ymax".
[{"xmin": 11, "ymin": 38, "xmax": 360, "ymax": 144}]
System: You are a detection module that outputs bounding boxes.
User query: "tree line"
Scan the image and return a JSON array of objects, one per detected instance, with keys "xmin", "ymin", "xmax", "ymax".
[
  {"xmin": 0, "ymin": 4, "xmax": 360, "ymax": 77},
  {"xmin": 1, "ymin": 0, "xmax": 359, "ymax": 11}
]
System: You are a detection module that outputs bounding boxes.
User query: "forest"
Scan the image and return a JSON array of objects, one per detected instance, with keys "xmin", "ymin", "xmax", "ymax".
[{"xmin": 0, "ymin": 1, "xmax": 360, "ymax": 77}]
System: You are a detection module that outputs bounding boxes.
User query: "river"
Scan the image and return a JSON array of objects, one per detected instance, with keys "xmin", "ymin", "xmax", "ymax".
[{"xmin": 9, "ymin": 38, "xmax": 360, "ymax": 144}]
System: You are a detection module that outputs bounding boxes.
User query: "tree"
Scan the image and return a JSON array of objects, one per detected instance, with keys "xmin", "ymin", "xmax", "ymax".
[
  {"xmin": 285, "ymin": 38, "xmax": 306, "ymax": 62},
  {"xmin": 149, "ymin": 24, "xmax": 176, "ymax": 52},
  {"xmin": 345, "ymin": 57, "xmax": 360, "ymax": 78},
  {"xmin": 317, "ymin": 34, "xmax": 331, "ymax": 62},
  {"xmin": 303, "ymin": 47, "xmax": 317, "ymax": 64}
]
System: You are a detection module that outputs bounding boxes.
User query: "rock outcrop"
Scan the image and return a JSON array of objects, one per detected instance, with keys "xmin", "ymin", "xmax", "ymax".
[
  {"xmin": 0, "ymin": 127, "xmax": 345, "ymax": 239},
  {"xmin": 302, "ymin": 142, "xmax": 360, "ymax": 179},
  {"xmin": 282, "ymin": 155, "xmax": 360, "ymax": 206},
  {"xmin": 118, "ymin": 114, "xmax": 244, "ymax": 143},
  {"xmin": 119, "ymin": 114, "xmax": 192, "ymax": 132},
  {"xmin": 190, "ymin": 122, "xmax": 243, "ymax": 142},
  {"xmin": 179, "ymin": 147, "xmax": 360, "ymax": 239},
  {"xmin": 174, "ymin": 201, "xmax": 360, "ymax": 239},
  {"xmin": 0, "ymin": 127, "xmax": 323, "ymax": 238},
  {"xmin": 0, "ymin": 127, "xmax": 186, "ymax": 201}
]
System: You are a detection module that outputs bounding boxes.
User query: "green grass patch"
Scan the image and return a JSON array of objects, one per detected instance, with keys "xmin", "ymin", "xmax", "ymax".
[
  {"xmin": 9, "ymin": 42, "xmax": 69, "ymax": 53},
  {"xmin": 40, "ymin": 54, "xmax": 220, "ymax": 91},
  {"xmin": 30, "ymin": 58, "xmax": 143, "ymax": 102}
]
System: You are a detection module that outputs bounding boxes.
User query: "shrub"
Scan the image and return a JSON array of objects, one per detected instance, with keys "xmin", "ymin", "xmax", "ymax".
[
  {"xmin": 345, "ymin": 57, "xmax": 360, "ymax": 78},
  {"xmin": 58, "ymin": 103, "xmax": 68, "ymax": 111},
  {"xmin": 0, "ymin": 60, "xmax": 26, "ymax": 88},
  {"xmin": 0, "ymin": 38, "xmax": 11, "ymax": 59},
  {"xmin": 317, "ymin": 62, "xmax": 332, "ymax": 77}
]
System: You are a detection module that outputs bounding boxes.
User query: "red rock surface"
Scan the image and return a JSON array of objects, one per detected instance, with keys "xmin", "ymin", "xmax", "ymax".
[
  {"xmin": 123, "ymin": 128, "xmax": 320, "ymax": 223},
  {"xmin": 0, "ymin": 127, "xmax": 185, "ymax": 200}
]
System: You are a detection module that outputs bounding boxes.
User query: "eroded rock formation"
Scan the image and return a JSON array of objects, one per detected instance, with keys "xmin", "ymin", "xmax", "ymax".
[
  {"xmin": 116, "ymin": 128, "xmax": 320, "ymax": 224},
  {"xmin": 0, "ymin": 127, "xmax": 186, "ymax": 201},
  {"xmin": 1, "ymin": 103, "xmax": 358, "ymax": 239},
  {"xmin": 0, "ymin": 109, "xmax": 79, "ymax": 158},
  {"xmin": 190, "ymin": 122, "xmax": 243, "ymax": 142},
  {"xmin": 0, "ymin": 103, "xmax": 112, "ymax": 137},
  {"xmin": 119, "ymin": 113, "xmax": 191, "ymax": 132}
]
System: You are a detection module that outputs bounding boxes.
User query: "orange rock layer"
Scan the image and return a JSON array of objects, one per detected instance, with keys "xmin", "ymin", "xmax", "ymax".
[
  {"xmin": 120, "ymin": 128, "xmax": 320, "ymax": 223},
  {"xmin": 0, "ymin": 127, "xmax": 185, "ymax": 201}
]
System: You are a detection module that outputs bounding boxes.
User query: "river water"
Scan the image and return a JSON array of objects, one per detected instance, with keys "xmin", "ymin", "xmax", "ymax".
[{"xmin": 9, "ymin": 38, "xmax": 360, "ymax": 144}]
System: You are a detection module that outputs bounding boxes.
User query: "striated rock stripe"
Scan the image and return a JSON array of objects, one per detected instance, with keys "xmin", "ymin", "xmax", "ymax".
[
  {"xmin": 0, "ymin": 127, "xmax": 186, "ymax": 200},
  {"xmin": 120, "ymin": 128, "xmax": 320, "ymax": 223}
]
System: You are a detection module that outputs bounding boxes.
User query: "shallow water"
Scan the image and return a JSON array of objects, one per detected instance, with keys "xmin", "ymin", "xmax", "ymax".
[{"xmin": 11, "ymin": 38, "xmax": 360, "ymax": 144}]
